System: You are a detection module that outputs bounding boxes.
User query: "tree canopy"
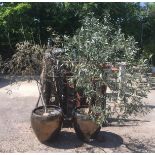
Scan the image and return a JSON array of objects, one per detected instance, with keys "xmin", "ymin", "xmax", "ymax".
[{"xmin": 0, "ymin": 2, "xmax": 155, "ymax": 63}]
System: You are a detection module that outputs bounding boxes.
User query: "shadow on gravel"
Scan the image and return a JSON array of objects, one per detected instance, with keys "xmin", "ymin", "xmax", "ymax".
[
  {"xmin": 0, "ymin": 76, "xmax": 39, "ymax": 88},
  {"xmin": 44, "ymin": 131, "xmax": 123, "ymax": 150},
  {"xmin": 89, "ymin": 131, "xmax": 123, "ymax": 148},
  {"xmin": 150, "ymin": 87, "xmax": 155, "ymax": 90},
  {"xmin": 0, "ymin": 78, "xmax": 11, "ymax": 88},
  {"xmin": 144, "ymin": 105, "xmax": 155, "ymax": 109},
  {"xmin": 107, "ymin": 118, "xmax": 150, "ymax": 127},
  {"xmin": 124, "ymin": 137, "xmax": 155, "ymax": 153},
  {"xmin": 44, "ymin": 131, "xmax": 84, "ymax": 149}
]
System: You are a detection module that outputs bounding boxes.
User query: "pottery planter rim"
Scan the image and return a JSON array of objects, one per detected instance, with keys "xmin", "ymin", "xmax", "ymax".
[
  {"xmin": 32, "ymin": 105, "xmax": 62, "ymax": 119},
  {"xmin": 73, "ymin": 106, "xmax": 97, "ymax": 122}
]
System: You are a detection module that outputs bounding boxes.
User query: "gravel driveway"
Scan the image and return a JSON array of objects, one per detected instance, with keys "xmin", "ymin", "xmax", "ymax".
[{"xmin": 0, "ymin": 78, "xmax": 155, "ymax": 153}]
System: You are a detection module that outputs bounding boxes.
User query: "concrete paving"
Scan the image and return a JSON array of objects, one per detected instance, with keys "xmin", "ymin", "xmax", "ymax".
[{"xmin": 0, "ymin": 78, "xmax": 155, "ymax": 153}]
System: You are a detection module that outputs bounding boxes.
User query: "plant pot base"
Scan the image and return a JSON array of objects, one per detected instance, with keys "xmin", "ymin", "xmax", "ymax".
[
  {"xmin": 73, "ymin": 111, "xmax": 101, "ymax": 142},
  {"xmin": 74, "ymin": 122, "xmax": 100, "ymax": 142}
]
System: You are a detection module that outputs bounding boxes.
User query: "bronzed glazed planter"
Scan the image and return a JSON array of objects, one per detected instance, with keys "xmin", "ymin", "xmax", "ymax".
[
  {"xmin": 31, "ymin": 105, "xmax": 63, "ymax": 143},
  {"xmin": 73, "ymin": 106, "xmax": 101, "ymax": 142}
]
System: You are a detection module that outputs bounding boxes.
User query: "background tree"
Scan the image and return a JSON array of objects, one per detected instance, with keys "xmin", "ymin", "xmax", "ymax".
[
  {"xmin": 141, "ymin": 3, "xmax": 155, "ymax": 65},
  {"xmin": 0, "ymin": 2, "xmax": 155, "ymax": 63}
]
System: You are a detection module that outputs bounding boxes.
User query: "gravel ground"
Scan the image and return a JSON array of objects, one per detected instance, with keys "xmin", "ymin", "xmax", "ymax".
[{"xmin": 0, "ymin": 78, "xmax": 155, "ymax": 153}]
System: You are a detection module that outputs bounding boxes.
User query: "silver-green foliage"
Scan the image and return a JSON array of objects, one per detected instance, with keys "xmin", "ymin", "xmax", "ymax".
[{"xmin": 64, "ymin": 14, "xmax": 151, "ymax": 125}]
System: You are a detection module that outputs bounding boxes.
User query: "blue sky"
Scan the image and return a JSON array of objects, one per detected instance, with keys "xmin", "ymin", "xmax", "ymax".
[{"xmin": 140, "ymin": 2, "xmax": 147, "ymax": 8}]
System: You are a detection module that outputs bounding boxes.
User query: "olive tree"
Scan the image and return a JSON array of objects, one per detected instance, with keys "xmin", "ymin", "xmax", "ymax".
[{"xmin": 63, "ymin": 14, "xmax": 151, "ymax": 125}]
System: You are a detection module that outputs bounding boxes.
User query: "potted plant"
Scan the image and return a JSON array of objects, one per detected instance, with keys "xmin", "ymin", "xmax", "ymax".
[
  {"xmin": 3, "ymin": 41, "xmax": 63, "ymax": 143},
  {"xmin": 63, "ymin": 13, "xmax": 151, "ymax": 142},
  {"xmin": 31, "ymin": 79, "xmax": 63, "ymax": 143},
  {"xmin": 66, "ymin": 58, "xmax": 109, "ymax": 142}
]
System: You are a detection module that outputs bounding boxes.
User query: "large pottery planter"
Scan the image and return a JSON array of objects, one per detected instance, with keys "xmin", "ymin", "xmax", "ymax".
[
  {"xmin": 73, "ymin": 106, "xmax": 101, "ymax": 142},
  {"xmin": 31, "ymin": 105, "xmax": 63, "ymax": 143}
]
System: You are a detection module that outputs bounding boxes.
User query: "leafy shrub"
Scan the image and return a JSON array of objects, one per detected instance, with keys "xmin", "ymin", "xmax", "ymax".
[
  {"xmin": 64, "ymin": 14, "xmax": 151, "ymax": 125},
  {"xmin": 3, "ymin": 41, "xmax": 44, "ymax": 78}
]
